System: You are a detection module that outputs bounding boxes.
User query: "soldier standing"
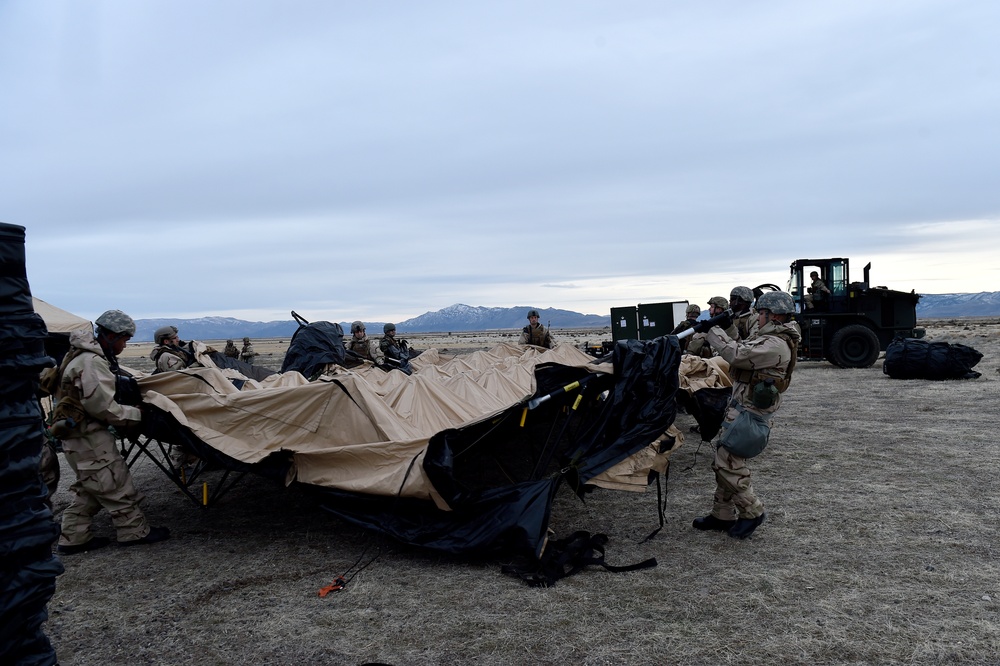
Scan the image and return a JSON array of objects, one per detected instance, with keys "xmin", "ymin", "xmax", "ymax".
[
  {"xmin": 53, "ymin": 310, "xmax": 170, "ymax": 554},
  {"xmin": 670, "ymin": 303, "xmax": 703, "ymax": 352},
  {"xmin": 691, "ymin": 291, "xmax": 800, "ymax": 539},
  {"xmin": 729, "ymin": 286, "xmax": 759, "ymax": 341},
  {"xmin": 518, "ymin": 309, "xmax": 553, "ymax": 348},
  {"xmin": 223, "ymin": 339, "xmax": 240, "ymax": 359},
  {"xmin": 686, "ymin": 296, "xmax": 738, "ymax": 357},
  {"xmin": 240, "ymin": 336, "xmax": 257, "ymax": 363}
]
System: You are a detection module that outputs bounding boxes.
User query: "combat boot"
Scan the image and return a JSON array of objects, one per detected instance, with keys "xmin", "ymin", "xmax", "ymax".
[
  {"xmin": 728, "ymin": 513, "xmax": 766, "ymax": 539},
  {"xmin": 692, "ymin": 515, "xmax": 736, "ymax": 531},
  {"xmin": 58, "ymin": 536, "xmax": 111, "ymax": 555},
  {"xmin": 121, "ymin": 526, "xmax": 171, "ymax": 547}
]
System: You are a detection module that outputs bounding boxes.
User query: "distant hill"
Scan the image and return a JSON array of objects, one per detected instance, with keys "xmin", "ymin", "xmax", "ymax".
[{"xmin": 131, "ymin": 294, "xmax": 998, "ymax": 342}]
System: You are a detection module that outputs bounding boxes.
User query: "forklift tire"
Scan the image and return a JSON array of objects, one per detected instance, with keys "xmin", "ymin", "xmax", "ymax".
[{"xmin": 828, "ymin": 324, "xmax": 880, "ymax": 368}]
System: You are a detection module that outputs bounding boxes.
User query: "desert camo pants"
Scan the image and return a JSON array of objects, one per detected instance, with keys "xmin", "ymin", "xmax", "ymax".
[
  {"xmin": 59, "ymin": 428, "xmax": 150, "ymax": 546},
  {"xmin": 711, "ymin": 444, "xmax": 765, "ymax": 520}
]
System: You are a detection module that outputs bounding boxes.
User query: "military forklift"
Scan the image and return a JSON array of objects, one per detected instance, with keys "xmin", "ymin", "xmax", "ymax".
[{"xmin": 756, "ymin": 258, "xmax": 923, "ymax": 368}]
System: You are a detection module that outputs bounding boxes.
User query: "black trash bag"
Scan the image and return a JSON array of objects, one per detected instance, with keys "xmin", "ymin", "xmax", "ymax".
[
  {"xmin": 883, "ymin": 337, "xmax": 983, "ymax": 380},
  {"xmin": 280, "ymin": 320, "xmax": 346, "ymax": 379}
]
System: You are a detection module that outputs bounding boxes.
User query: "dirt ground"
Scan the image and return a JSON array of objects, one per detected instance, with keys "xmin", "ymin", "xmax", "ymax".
[{"xmin": 45, "ymin": 320, "xmax": 999, "ymax": 665}]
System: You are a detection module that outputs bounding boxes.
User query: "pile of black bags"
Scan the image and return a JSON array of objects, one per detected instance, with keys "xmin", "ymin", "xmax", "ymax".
[{"xmin": 883, "ymin": 336, "xmax": 983, "ymax": 380}]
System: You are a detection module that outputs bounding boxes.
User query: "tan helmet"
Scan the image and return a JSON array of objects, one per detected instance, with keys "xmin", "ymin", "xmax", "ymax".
[
  {"xmin": 351, "ymin": 321, "xmax": 365, "ymax": 334},
  {"xmin": 243, "ymin": 336, "xmax": 250, "ymax": 343},
  {"xmin": 708, "ymin": 296, "xmax": 729, "ymax": 309},
  {"xmin": 685, "ymin": 303, "xmax": 702, "ymax": 316},
  {"xmin": 527, "ymin": 309, "xmax": 540, "ymax": 319},
  {"xmin": 95, "ymin": 310, "xmax": 136, "ymax": 337},
  {"xmin": 383, "ymin": 322, "xmax": 396, "ymax": 334},
  {"xmin": 227, "ymin": 339, "xmax": 233, "ymax": 344},
  {"xmin": 154, "ymin": 325, "xmax": 179, "ymax": 345}
]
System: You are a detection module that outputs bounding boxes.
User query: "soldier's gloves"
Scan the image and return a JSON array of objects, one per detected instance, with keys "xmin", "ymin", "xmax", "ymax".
[
  {"xmin": 714, "ymin": 312, "xmax": 733, "ymax": 331},
  {"xmin": 691, "ymin": 319, "xmax": 713, "ymax": 334}
]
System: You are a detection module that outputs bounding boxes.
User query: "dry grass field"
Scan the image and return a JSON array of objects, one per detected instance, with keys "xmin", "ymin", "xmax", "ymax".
[{"xmin": 45, "ymin": 320, "xmax": 1000, "ymax": 665}]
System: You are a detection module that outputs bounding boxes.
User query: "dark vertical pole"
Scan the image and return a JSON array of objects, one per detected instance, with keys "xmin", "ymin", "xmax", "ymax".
[{"xmin": 0, "ymin": 222, "xmax": 64, "ymax": 666}]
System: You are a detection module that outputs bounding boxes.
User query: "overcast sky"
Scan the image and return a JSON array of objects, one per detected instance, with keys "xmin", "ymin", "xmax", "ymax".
[{"xmin": 3, "ymin": 1, "xmax": 999, "ymax": 323}]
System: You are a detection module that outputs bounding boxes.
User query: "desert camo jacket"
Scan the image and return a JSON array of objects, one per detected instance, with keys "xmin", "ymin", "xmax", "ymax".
[
  {"xmin": 706, "ymin": 319, "xmax": 801, "ymax": 417},
  {"xmin": 60, "ymin": 330, "xmax": 142, "ymax": 430},
  {"xmin": 732, "ymin": 309, "xmax": 759, "ymax": 341},
  {"xmin": 519, "ymin": 323, "xmax": 553, "ymax": 348}
]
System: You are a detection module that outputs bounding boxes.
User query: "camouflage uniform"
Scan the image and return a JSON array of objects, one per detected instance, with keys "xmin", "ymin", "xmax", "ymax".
[
  {"xmin": 150, "ymin": 344, "xmax": 196, "ymax": 373},
  {"xmin": 804, "ymin": 274, "xmax": 831, "ymax": 309},
  {"xmin": 519, "ymin": 323, "xmax": 553, "ymax": 348},
  {"xmin": 687, "ymin": 297, "xmax": 738, "ymax": 357},
  {"xmin": 240, "ymin": 338, "xmax": 257, "ymax": 363},
  {"xmin": 55, "ymin": 329, "xmax": 152, "ymax": 546},
  {"xmin": 348, "ymin": 335, "xmax": 380, "ymax": 363},
  {"xmin": 223, "ymin": 340, "xmax": 240, "ymax": 359},
  {"xmin": 705, "ymin": 318, "xmax": 800, "ymax": 523},
  {"xmin": 670, "ymin": 303, "xmax": 703, "ymax": 352}
]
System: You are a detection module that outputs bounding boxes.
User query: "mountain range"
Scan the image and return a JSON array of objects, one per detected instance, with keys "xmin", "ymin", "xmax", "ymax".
[{"xmin": 131, "ymin": 293, "xmax": 1000, "ymax": 342}]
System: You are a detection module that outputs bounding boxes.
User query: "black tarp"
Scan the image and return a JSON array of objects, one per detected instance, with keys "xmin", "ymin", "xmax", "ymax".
[
  {"xmin": 883, "ymin": 337, "xmax": 983, "ymax": 380},
  {"xmin": 310, "ymin": 335, "xmax": 681, "ymax": 557},
  {"xmin": 0, "ymin": 222, "xmax": 63, "ymax": 666},
  {"xmin": 280, "ymin": 321, "xmax": 346, "ymax": 379}
]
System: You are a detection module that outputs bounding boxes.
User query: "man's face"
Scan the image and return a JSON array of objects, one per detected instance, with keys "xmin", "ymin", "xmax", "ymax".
[
  {"xmin": 529, "ymin": 315, "xmax": 539, "ymax": 325},
  {"xmin": 386, "ymin": 329, "xmax": 396, "ymax": 338},
  {"xmin": 709, "ymin": 304, "xmax": 723, "ymax": 317},
  {"xmin": 353, "ymin": 328, "xmax": 365, "ymax": 339},
  {"xmin": 112, "ymin": 334, "xmax": 131, "ymax": 356},
  {"xmin": 731, "ymin": 298, "xmax": 748, "ymax": 314},
  {"xmin": 757, "ymin": 309, "xmax": 771, "ymax": 325}
]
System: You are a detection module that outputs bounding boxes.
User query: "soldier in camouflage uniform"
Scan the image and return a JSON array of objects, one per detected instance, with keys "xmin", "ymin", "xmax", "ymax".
[
  {"xmin": 347, "ymin": 321, "xmax": 380, "ymax": 363},
  {"xmin": 729, "ymin": 286, "xmax": 758, "ymax": 341},
  {"xmin": 223, "ymin": 339, "xmax": 240, "ymax": 359},
  {"xmin": 519, "ymin": 309, "xmax": 553, "ymax": 348},
  {"xmin": 692, "ymin": 291, "xmax": 800, "ymax": 539},
  {"xmin": 240, "ymin": 336, "xmax": 257, "ymax": 363},
  {"xmin": 52, "ymin": 310, "xmax": 170, "ymax": 554},
  {"xmin": 149, "ymin": 325, "xmax": 198, "ymax": 373},
  {"xmin": 804, "ymin": 271, "xmax": 831, "ymax": 309},
  {"xmin": 670, "ymin": 303, "xmax": 703, "ymax": 352},
  {"xmin": 686, "ymin": 296, "xmax": 738, "ymax": 357}
]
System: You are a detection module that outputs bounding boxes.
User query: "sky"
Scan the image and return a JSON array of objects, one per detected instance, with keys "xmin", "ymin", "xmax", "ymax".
[{"xmin": 2, "ymin": 1, "xmax": 999, "ymax": 323}]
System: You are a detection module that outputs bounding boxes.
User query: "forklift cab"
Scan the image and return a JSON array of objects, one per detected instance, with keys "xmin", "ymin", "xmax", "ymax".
[{"xmin": 788, "ymin": 258, "xmax": 856, "ymax": 313}]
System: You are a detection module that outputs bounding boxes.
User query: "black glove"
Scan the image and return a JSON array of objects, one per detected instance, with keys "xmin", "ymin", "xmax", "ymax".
[
  {"xmin": 714, "ymin": 312, "xmax": 733, "ymax": 331},
  {"xmin": 692, "ymin": 319, "xmax": 713, "ymax": 334}
]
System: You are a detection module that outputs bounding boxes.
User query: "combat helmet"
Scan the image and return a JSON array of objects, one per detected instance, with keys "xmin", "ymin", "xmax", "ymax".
[
  {"xmin": 383, "ymin": 323, "xmax": 396, "ymax": 334},
  {"xmin": 730, "ymin": 286, "xmax": 754, "ymax": 304},
  {"xmin": 154, "ymin": 325, "xmax": 179, "ymax": 345},
  {"xmin": 527, "ymin": 309, "xmax": 540, "ymax": 319},
  {"xmin": 685, "ymin": 303, "xmax": 702, "ymax": 316},
  {"xmin": 350, "ymin": 321, "xmax": 365, "ymax": 334},
  {"xmin": 95, "ymin": 310, "xmax": 136, "ymax": 337},
  {"xmin": 756, "ymin": 290, "xmax": 796, "ymax": 314},
  {"xmin": 242, "ymin": 336, "xmax": 250, "ymax": 343},
  {"xmin": 708, "ymin": 296, "xmax": 729, "ymax": 309}
]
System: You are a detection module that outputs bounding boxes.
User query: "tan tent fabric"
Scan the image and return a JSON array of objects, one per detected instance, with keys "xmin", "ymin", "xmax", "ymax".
[
  {"xmin": 32, "ymin": 297, "xmax": 92, "ymax": 334},
  {"xmin": 587, "ymin": 425, "xmax": 684, "ymax": 492},
  {"xmin": 139, "ymin": 342, "xmax": 612, "ymax": 508}
]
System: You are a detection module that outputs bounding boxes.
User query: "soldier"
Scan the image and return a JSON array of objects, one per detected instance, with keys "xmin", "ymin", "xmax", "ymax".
[
  {"xmin": 687, "ymin": 297, "xmax": 738, "ymax": 357},
  {"xmin": 223, "ymin": 339, "xmax": 240, "ymax": 359},
  {"xmin": 240, "ymin": 336, "xmax": 257, "ymax": 363},
  {"xmin": 52, "ymin": 310, "xmax": 170, "ymax": 554},
  {"xmin": 804, "ymin": 271, "xmax": 832, "ymax": 309},
  {"xmin": 149, "ymin": 325, "xmax": 197, "ymax": 373},
  {"xmin": 670, "ymin": 303, "xmax": 703, "ymax": 352},
  {"xmin": 347, "ymin": 321, "xmax": 379, "ymax": 363},
  {"xmin": 729, "ymin": 286, "xmax": 758, "ymax": 341},
  {"xmin": 379, "ymin": 323, "xmax": 414, "ymax": 374},
  {"xmin": 691, "ymin": 291, "xmax": 800, "ymax": 539},
  {"xmin": 519, "ymin": 309, "xmax": 553, "ymax": 348}
]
